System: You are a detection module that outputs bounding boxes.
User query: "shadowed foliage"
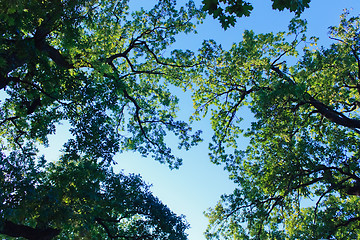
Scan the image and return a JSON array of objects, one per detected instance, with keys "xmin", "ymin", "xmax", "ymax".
[{"xmin": 0, "ymin": 0, "xmax": 203, "ymax": 239}]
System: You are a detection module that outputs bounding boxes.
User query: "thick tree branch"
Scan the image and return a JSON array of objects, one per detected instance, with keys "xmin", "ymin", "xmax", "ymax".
[
  {"xmin": 270, "ymin": 65, "xmax": 360, "ymax": 130},
  {"xmin": 334, "ymin": 216, "xmax": 360, "ymax": 229},
  {"xmin": 345, "ymin": 180, "xmax": 360, "ymax": 196},
  {"xmin": 270, "ymin": 65, "xmax": 296, "ymax": 84},
  {"xmin": 34, "ymin": 40, "xmax": 74, "ymax": 69},
  {"xmin": 308, "ymin": 97, "xmax": 360, "ymax": 129},
  {"xmin": 0, "ymin": 220, "xmax": 60, "ymax": 240}
]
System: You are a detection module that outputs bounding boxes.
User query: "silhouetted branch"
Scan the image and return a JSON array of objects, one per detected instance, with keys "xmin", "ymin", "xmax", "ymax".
[{"xmin": 0, "ymin": 220, "xmax": 60, "ymax": 240}]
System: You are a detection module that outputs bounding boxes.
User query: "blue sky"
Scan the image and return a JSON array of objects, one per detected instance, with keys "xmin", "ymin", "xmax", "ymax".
[{"xmin": 42, "ymin": 1, "xmax": 360, "ymax": 239}]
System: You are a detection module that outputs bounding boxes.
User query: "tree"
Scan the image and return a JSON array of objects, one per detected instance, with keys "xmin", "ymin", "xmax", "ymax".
[
  {"xmin": 0, "ymin": 0, "xmax": 202, "ymax": 239},
  {"xmin": 1, "ymin": 156, "xmax": 189, "ymax": 239},
  {"xmin": 201, "ymin": 0, "xmax": 311, "ymax": 29},
  {"xmin": 186, "ymin": 12, "xmax": 360, "ymax": 239}
]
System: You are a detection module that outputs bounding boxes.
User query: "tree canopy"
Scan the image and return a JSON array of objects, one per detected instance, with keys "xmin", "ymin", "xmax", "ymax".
[
  {"xmin": 2, "ymin": 0, "xmax": 360, "ymax": 239},
  {"xmin": 185, "ymin": 12, "xmax": 360, "ymax": 239},
  {"xmin": 202, "ymin": 0, "xmax": 311, "ymax": 29},
  {"xmin": 0, "ymin": 0, "xmax": 202, "ymax": 239}
]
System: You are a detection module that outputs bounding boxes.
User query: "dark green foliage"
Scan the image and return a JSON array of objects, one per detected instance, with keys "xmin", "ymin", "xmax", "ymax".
[
  {"xmin": 1, "ymin": 153, "xmax": 189, "ymax": 239},
  {"xmin": 202, "ymin": 0, "xmax": 311, "ymax": 29},
  {"xmin": 0, "ymin": 0, "xmax": 202, "ymax": 239}
]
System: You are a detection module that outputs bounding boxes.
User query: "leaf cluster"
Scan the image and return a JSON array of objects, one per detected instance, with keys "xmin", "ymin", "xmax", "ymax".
[{"xmin": 201, "ymin": 0, "xmax": 311, "ymax": 29}]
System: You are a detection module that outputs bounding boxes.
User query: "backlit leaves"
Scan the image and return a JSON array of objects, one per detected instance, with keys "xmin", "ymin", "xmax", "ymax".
[{"xmin": 189, "ymin": 12, "xmax": 360, "ymax": 239}]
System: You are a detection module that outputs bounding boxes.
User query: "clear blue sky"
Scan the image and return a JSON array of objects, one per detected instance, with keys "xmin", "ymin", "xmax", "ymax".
[{"xmin": 43, "ymin": 1, "xmax": 360, "ymax": 239}]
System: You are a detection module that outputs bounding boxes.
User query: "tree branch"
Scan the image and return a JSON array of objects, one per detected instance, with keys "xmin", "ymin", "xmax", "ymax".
[
  {"xmin": 35, "ymin": 40, "xmax": 74, "ymax": 69},
  {"xmin": 308, "ymin": 97, "xmax": 360, "ymax": 129},
  {"xmin": 270, "ymin": 65, "xmax": 360, "ymax": 130},
  {"xmin": 326, "ymin": 216, "xmax": 360, "ymax": 239},
  {"xmin": 0, "ymin": 220, "xmax": 60, "ymax": 240}
]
